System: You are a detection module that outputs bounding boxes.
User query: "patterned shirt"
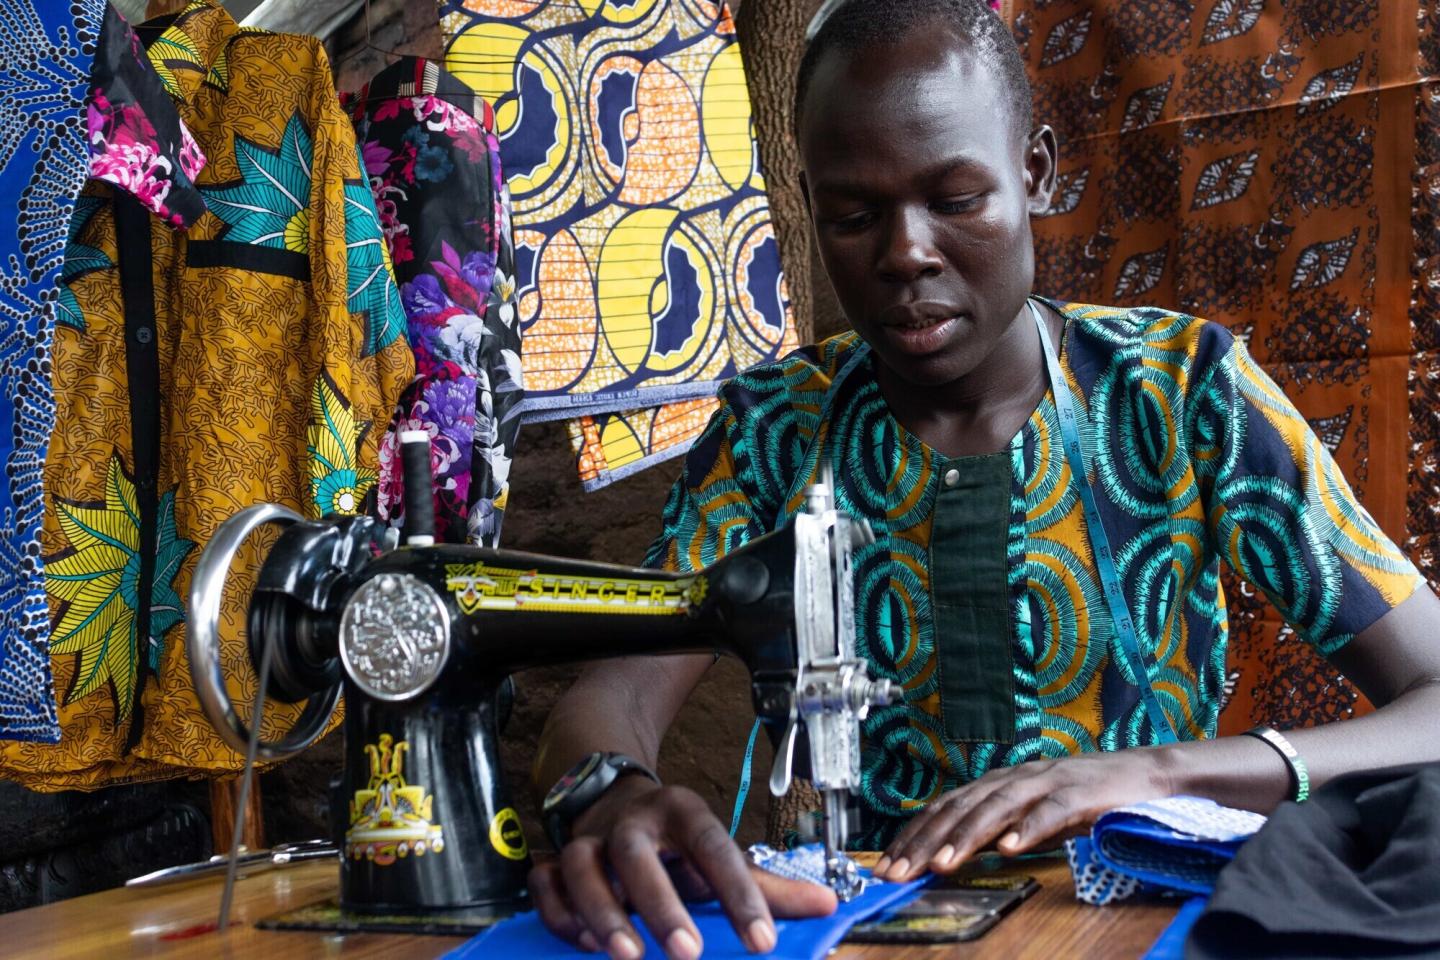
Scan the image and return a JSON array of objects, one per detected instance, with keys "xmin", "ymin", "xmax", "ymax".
[
  {"xmin": 344, "ymin": 56, "xmax": 523, "ymax": 547},
  {"xmin": 0, "ymin": 0, "xmax": 208, "ymax": 743},
  {"xmin": 0, "ymin": 0, "xmax": 412, "ymax": 788},
  {"xmin": 646, "ymin": 299, "xmax": 1423, "ymax": 845}
]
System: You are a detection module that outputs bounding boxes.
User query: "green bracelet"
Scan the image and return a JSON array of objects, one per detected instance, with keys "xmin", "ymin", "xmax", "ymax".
[{"xmin": 1243, "ymin": 725, "xmax": 1311, "ymax": 803}]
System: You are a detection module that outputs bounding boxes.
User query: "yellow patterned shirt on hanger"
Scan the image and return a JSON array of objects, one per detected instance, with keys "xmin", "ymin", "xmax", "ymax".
[{"xmin": 0, "ymin": 0, "xmax": 412, "ymax": 790}]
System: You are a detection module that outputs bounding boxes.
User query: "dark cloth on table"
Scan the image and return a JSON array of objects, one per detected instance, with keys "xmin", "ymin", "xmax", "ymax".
[{"xmin": 1186, "ymin": 763, "xmax": 1440, "ymax": 960}]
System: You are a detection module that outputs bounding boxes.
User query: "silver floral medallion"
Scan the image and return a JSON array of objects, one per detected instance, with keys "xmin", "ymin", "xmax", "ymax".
[{"xmin": 339, "ymin": 573, "xmax": 451, "ymax": 701}]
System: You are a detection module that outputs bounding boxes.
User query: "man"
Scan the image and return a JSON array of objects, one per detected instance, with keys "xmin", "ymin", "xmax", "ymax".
[{"xmin": 528, "ymin": 2, "xmax": 1440, "ymax": 958}]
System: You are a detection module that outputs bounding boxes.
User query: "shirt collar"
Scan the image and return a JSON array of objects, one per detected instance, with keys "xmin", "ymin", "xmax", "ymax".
[{"xmin": 138, "ymin": 0, "xmax": 239, "ymax": 109}]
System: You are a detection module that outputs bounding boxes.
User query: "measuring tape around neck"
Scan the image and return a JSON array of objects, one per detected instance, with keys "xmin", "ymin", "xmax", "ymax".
[{"xmin": 1029, "ymin": 299, "xmax": 1179, "ymax": 744}]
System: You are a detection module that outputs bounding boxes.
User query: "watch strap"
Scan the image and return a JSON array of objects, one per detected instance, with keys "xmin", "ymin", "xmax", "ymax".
[{"xmin": 544, "ymin": 752, "xmax": 659, "ymax": 850}]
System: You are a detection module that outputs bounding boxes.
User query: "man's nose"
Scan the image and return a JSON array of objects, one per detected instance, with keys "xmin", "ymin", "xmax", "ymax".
[{"xmin": 877, "ymin": 208, "xmax": 944, "ymax": 282}]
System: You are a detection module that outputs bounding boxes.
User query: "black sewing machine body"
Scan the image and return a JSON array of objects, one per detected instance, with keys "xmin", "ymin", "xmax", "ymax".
[{"xmin": 189, "ymin": 489, "xmax": 889, "ymax": 917}]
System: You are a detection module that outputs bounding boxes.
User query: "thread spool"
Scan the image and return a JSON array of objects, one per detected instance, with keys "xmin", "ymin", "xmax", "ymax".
[{"xmin": 399, "ymin": 429, "xmax": 436, "ymax": 547}]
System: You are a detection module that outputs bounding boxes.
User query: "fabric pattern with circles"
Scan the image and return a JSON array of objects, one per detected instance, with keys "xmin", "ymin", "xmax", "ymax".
[
  {"xmin": 645, "ymin": 300, "xmax": 1423, "ymax": 848},
  {"xmin": 438, "ymin": 0, "xmax": 799, "ymax": 491}
]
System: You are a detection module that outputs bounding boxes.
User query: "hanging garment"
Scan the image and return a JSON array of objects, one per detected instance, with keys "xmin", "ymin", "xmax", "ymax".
[
  {"xmin": 0, "ymin": 0, "xmax": 412, "ymax": 789},
  {"xmin": 437, "ymin": 0, "xmax": 800, "ymax": 480},
  {"xmin": 343, "ymin": 56, "xmax": 522, "ymax": 546},
  {"xmin": 1015, "ymin": 1, "xmax": 1437, "ymax": 734},
  {"xmin": 0, "ymin": 0, "xmax": 208, "ymax": 743}
]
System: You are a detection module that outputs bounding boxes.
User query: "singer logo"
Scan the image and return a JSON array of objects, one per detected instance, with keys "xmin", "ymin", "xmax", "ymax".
[{"xmin": 444, "ymin": 562, "xmax": 706, "ymax": 617}]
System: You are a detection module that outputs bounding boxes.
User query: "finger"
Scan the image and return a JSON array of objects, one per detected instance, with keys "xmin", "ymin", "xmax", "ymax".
[
  {"xmin": 1003, "ymin": 787, "xmax": 1093, "ymax": 854},
  {"xmin": 560, "ymin": 836, "xmax": 646, "ymax": 960},
  {"xmin": 670, "ymin": 799, "xmax": 779, "ymax": 954},
  {"xmin": 666, "ymin": 857, "xmax": 717, "ymax": 902},
  {"xmin": 531, "ymin": 861, "xmax": 602, "ymax": 951},
  {"xmin": 607, "ymin": 821, "xmax": 705, "ymax": 960},
  {"xmin": 880, "ymin": 773, "xmax": 1021, "ymax": 877},
  {"xmin": 937, "ymin": 779, "xmax": 1055, "ymax": 869},
  {"xmin": 878, "ymin": 790, "xmax": 965, "ymax": 874},
  {"xmin": 751, "ymin": 867, "xmax": 839, "ymax": 918},
  {"xmin": 893, "ymin": 802, "xmax": 980, "ymax": 879}
]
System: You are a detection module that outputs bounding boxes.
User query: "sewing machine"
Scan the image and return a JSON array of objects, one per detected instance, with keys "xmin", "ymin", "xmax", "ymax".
[{"xmin": 186, "ymin": 435, "xmax": 894, "ymax": 919}]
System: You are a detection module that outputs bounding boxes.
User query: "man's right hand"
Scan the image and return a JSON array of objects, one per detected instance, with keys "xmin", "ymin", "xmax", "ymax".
[{"xmin": 528, "ymin": 777, "xmax": 838, "ymax": 960}]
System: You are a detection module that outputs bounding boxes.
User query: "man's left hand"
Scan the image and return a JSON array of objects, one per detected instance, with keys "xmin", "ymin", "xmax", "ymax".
[{"xmin": 874, "ymin": 748, "xmax": 1175, "ymax": 881}]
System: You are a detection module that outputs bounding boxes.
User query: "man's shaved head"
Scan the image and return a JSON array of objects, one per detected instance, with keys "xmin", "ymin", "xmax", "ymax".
[{"xmin": 795, "ymin": 0, "xmax": 1032, "ymax": 140}]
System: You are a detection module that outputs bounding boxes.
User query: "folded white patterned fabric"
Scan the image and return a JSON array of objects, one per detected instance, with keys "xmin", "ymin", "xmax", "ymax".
[{"xmin": 746, "ymin": 843, "xmax": 883, "ymax": 893}]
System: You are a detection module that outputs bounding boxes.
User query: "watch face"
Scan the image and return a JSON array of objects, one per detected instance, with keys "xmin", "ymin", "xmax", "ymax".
[{"xmin": 545, "ymin": 753, "xmax": 605, "ymax": 813}]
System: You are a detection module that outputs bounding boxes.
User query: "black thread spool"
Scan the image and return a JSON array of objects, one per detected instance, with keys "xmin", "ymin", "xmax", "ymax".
[{"xmin": 399, "ymin": 429, "xmax": 436, "ymax": 547}]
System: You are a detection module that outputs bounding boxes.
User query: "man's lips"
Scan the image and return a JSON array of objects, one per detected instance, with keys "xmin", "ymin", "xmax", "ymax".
[
  {"xmin": 885, "ymin": 314, "xmax": 956, "ymax": 331},
  {"xmin": 878, "ymin": 314, "xmax": 962, "ymax": 355}
]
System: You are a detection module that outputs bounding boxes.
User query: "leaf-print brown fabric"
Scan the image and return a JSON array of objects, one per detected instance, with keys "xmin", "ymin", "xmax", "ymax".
[
  {"xmin": 1013, "ymin": 0, "xmax": 1436, "ymax": 733},
  {"xmin": 0, "ymin": 0, "xmax": 412, "ymax": 790}
]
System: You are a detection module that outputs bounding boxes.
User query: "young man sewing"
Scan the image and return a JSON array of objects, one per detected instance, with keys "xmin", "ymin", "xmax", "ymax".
[{"xmin": 529, "ymin": 2, "xmax": 1440, "ymax": 957}]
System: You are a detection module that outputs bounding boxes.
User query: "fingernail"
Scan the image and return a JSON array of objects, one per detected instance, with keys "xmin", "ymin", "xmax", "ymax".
[
  {"xmin": 666, "ymin": 927, "xmax": 701, "ymax": 960},
  {"xmin": 746, "ymin": 918, "xmax": 777, "ymax": 953},
  {"xmin": 578, "ymin": 930, "xmax": 601, "ymax": 952},
  {"xmin": 874, "ymin": 856, "xmax": 891, "ymax": 875},
  {"xmin": 934, "ymin": 844, "xmax": 956, "ymax": 868},
  {"xmin": 999, "ymin": 831, "xmax": 1021, "ymax": 852},
  {"xmin": 890, "ymin": 857, "xmax": 910, "ymax": 879},
  {"xmin": 609, "ymin": 931, "xmax": 643, "ymax": 960}
]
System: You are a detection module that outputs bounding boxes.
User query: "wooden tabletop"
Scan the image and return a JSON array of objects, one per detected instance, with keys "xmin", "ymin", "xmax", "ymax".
[{"xmin": 0, "ymin": 855, "xmax": 1179, "ymax": 959}]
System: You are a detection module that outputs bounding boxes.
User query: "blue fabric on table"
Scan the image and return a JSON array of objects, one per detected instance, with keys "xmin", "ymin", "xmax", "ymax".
[
  {"xmin": 1141, "ymin": 897, "xmax": 1208, "ymax": 960},
  {"xmin": 444, "ymin": 874, "xmax": 928, "ymax": 960},
  {"xmin": 1066, "ymin": 796, "xmax": 1265, "ymax": 905}
]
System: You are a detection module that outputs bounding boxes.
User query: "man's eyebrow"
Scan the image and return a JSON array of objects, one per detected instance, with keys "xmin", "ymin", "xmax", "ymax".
[{"xmin": 811, "ymin": 156, "xmax": 988, "ymax": 197}]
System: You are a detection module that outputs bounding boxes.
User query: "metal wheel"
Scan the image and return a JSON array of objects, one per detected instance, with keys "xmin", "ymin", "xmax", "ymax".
[{"xmin": 187, "ymin": 504, "xmax": 341, "ymax": 761}]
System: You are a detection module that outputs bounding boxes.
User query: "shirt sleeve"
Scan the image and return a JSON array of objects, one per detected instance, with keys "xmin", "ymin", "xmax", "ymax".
[
  {"xmin": 643, "ymin": 394, "xmax": 771, "ymax": 572},
  {"xmin": 1191, "ymin": 326, "xmax": 1423, "ymax": 657}
]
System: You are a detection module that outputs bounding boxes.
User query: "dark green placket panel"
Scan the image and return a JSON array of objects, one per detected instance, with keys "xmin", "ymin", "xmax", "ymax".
[{"xmin": 930, "ymin": 452, "xmax": 1016, "ymax": 744}]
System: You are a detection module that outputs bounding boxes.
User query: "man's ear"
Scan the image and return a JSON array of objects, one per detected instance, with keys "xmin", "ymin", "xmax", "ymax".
[{"xmin": 1024, "ymin": 125, "xmax": 1059, "ymax": 216}]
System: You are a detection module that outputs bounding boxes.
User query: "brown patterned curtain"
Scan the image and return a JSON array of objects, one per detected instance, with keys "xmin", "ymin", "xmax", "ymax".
[{"xmin": 1016, "ymin": 1, "xmax": 1437, "ymax": 733}]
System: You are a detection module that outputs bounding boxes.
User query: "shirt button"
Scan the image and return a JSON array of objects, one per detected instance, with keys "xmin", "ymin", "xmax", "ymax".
[
  {"xmin": 943, "ymin": 468, "xmax": 960, "ymax": 489},
  {"xmin": 134, "ymin": 326, "xmax": 153, "ymax": 344}
]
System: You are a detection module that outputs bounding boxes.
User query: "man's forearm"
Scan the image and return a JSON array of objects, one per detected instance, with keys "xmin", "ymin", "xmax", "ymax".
[
  {"xmin": 531, "ymin": 653, "xmax": 713, "ymax": 800},
  {"xmin": 1160, "ymin": 680, "xmax": 1440, "ymax": 812},
  {"xmin": 533, "ymin": 670, "xmax": 663, "ymax": 797}
]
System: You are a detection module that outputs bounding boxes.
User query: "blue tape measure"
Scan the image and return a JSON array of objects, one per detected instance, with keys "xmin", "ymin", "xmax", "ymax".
[
  {"xmin": 729, "ymin": 718, "xmax": 762, "ymax": 837},
  {"xmin": 1030, "ymin": 300, "xmax": 1178, "ymax": 744}
]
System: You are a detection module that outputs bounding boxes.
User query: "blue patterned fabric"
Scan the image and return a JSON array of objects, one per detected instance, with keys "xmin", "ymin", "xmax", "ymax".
[
  {"xmin": 0, "ymin": 0, "xmax": 205, "ymax": 742},
  {"xmin": 0, "ymin": 0, "xmax": 111, "ymax": 742},
  {"xmin": 1066, "ymin": 796, "xmax": 1266, "ymax": 904}
]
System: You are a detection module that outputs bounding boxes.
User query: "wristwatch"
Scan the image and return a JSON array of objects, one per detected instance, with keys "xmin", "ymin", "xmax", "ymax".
[{"xmin": 543, "ymin": 752, "xmax": 660, "ymax": 850}]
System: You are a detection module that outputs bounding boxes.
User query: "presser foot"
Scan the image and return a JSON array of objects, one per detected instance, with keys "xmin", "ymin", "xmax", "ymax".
[{"xmin": 825, "ymin": 852, "xmax": 864, "ymax": 902}]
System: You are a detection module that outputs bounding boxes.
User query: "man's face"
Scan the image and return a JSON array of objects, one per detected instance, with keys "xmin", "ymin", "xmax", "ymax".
[{"xmin": 799, "ymin": 30, "xmax": 1054, "ymax": 389}]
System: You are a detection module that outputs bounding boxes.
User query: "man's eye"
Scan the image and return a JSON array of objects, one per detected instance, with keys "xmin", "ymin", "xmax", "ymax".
[
  {"xmin": 934, "ymin": 196, "xmax": 979, "ymax": 215},
  {"xmin": 829, "ymin": 211, "xmax": 876, "ymax": 232}
]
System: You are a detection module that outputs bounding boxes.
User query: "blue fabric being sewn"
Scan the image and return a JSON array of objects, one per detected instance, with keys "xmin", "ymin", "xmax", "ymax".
[{"xmin": 445, "ymin": 872, "xmax": 927, "ymax": 960}]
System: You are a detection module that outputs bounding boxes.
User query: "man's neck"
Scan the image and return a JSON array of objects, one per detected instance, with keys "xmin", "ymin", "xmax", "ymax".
[{"xmin": 875, "ymin": 301, "xmax": 1059, "ymax": 459}]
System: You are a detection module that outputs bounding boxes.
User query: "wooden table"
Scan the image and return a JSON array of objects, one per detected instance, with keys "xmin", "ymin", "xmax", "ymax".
[{"xmin": 0, "ymin": 856, "xmax": 1179, "ymax": 959}]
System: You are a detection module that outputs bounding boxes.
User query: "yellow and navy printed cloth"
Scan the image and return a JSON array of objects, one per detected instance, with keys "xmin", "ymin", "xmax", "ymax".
[
  {"xmin": 438, "ymin": 0, "xmax": 798, "ymax": 484},
  {"xmin": 645, "ymin": 300, "xmax": 1423, "ymax": 847}
]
